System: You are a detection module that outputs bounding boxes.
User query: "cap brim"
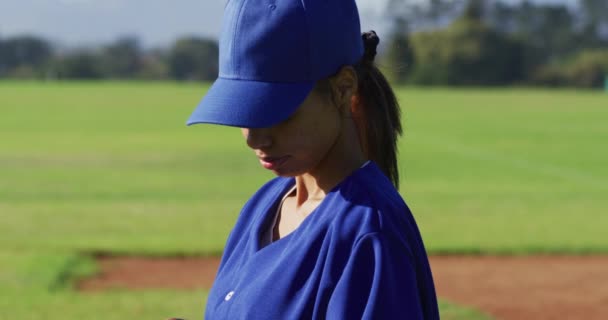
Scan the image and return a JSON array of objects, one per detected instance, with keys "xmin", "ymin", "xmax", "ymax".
[{"xmin": 187, "ymin": 78, "xmax": 316, "ymax": 128}]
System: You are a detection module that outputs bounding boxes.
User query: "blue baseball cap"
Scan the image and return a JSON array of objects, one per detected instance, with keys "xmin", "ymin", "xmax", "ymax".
[{"xmin": 187, "ymin": 0, "xmax": 364, "ymax": 128}]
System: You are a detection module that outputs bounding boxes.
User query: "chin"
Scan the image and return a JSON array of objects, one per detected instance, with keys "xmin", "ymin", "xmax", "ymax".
[
  {"xmin": 273, "ymin": 170, "xmax": 300, "ymax": 178},
  {"xmin": 272, "ymin": 165, "xmax": 309, "ymax": 178}
]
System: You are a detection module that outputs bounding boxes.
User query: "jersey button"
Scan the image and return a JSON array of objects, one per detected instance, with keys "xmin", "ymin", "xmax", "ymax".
[{"xmin": 225, "ymin": 291, "xmax": 235, "ymax": 301}]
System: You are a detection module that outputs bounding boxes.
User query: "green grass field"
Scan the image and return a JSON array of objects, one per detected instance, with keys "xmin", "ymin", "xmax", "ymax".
[{"xmin": 1, "ymin": 81, "xmax": 606, "ymax": 319}]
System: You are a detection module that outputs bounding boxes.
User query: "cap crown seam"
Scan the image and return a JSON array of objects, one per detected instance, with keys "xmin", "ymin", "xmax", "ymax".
[
  {"xmin": 231, "ymin": 0, "xmax": 250, "ymax": 77},
  {"xmin": 301, "ymin": 0, "xmax": 313, "ymax": 80}
]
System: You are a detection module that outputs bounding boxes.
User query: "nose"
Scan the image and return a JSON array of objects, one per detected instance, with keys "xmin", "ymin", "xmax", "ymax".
[{"xmin": 242, "ymin": 128, "xmax": 272, "ymax": 150}]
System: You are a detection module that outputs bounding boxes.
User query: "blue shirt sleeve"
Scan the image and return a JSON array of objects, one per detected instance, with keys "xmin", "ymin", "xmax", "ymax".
[{"xmin": 326, "ymin": 232, "xmax": 424, "ymax": 320}]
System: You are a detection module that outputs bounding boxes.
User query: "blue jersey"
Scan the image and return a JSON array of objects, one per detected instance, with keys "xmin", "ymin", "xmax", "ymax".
[{"xmin": 205, "ymin": 162, "xmax": 439, "ymax": 319}]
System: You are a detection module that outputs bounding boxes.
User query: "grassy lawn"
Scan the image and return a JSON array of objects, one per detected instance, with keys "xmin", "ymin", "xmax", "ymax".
[
  {"xmin": 400, "ymin": 88, "xmax": 607, "ymax": 254},
  {"xmin": 1, "ymin": 81, "xmax": 606, "ymax": 319}
]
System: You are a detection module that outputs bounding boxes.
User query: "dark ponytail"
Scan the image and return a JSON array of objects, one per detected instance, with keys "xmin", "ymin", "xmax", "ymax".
[{"xmin": 354, "ymin": 31, "xmax": 403, "ymax": 188}]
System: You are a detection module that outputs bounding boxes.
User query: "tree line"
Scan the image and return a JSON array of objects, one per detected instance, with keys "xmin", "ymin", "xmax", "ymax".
[
  {"xmin": 0, "ymin": 36, "xmax": 218, "ymax": 81},
  {"xmin": 384, "ymin": 0, "xmax": 608, "ymax": 88},
  {"xmin": 1, "ymin": 0, "xmax": 608, "ymax": 88}
]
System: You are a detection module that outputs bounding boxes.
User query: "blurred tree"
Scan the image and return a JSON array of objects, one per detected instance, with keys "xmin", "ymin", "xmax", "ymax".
[
  {"xmin": 565, "ymin": 50, "xmax": 608, "ymax": 87},
  {"xmin": 0, "ymin": 38, "xmax": 5, "ymax": 76},
  {"xmin": 99, "ymin": 36, "xmax": 142, "ymax": 78},
  {"xmin": 137, "ymin": 49, "xmax": 170, "ymax": 80},
  {"xmin": 462, "ymin": 0, "xmax": 485, "ymax": 21},
  {"xmin": 485, "ymin": 1, "xmax": 584, "ymax": 76},
  {"xmin": 579, "ymin": 0, "xmax": 608, "ymax": 46},
  {"xmin": 385, "ymin": 0, "xmax": 463, "ymax": 31},
  {"xmin": 383, "ymin": 17, "xmax": 414, "ymax": 84},
  {"xmin": 531, "ymin": 49, "xmax": 608, "ymax": 88},
  {"xmin": 488, "ymin": 1, "xmax": 517, "ymax": 33},
  {"xmin": 52, "ymin": 51, "xmax": 103, "ymax": 79},
  {"xmin": 383, "ymin": 0, "xmax": 463, "ymax": 84},
  {"xmin": 0, "ymin": 35, "xmax": 53, "ymax": 77},
  {"xmin": 408, "ymin": 0, "xmax": 524, "ymax": 86},
  {"xmin": 516, "ymin": 4, "xmax": 577, "ymax": 59},
  {"xmin": 168, "ymin": 37, "xmax": 218, "ymax": 81}
]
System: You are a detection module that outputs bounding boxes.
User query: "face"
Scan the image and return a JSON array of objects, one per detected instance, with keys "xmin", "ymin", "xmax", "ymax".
[{"xmin": 241, "ymin": 85, "xmax": 342, "ymax": 177}]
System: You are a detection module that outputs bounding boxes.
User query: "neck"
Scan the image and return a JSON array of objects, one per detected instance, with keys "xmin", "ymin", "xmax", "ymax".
[{"xmin": 294, "ymin": 119, "xmax": 366, "ymax": 206}]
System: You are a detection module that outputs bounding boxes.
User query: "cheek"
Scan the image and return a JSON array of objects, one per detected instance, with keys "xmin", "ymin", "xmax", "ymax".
[
  {"xmin": 270, "ymin": 108, "xmax": 340, "ymax": 176},
  {"xmin": 296, "ymin": 113, "xmax": 340, "ymax": 157}
]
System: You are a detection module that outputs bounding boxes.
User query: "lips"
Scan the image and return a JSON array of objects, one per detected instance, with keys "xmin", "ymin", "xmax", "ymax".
[{"xmin": 259, "ymin": 156, "xmax": 289, "ymax": 170}]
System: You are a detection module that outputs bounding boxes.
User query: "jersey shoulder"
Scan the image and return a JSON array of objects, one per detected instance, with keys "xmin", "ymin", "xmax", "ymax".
[{"xmin": 329, "ymin": 162, "xmax": 414, "ymax": 242}]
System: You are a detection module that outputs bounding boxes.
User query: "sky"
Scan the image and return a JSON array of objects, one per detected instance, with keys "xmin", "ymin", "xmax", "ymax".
[{"xmin": 0, "ymin": 0, "xmax": 577, "ymax": 48}]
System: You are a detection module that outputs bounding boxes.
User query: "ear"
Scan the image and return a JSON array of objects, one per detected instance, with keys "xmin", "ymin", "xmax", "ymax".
[{"xmin": 329, "ymin": 66, "xmax": 358, "ymax": 113}]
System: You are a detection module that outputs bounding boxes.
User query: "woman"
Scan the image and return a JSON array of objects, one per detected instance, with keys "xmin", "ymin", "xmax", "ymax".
[{"xmin": 187, "ymin": 0, "xmax": 439, "ymax": 319}]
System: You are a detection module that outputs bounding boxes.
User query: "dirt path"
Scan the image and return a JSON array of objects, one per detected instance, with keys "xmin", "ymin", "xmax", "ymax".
[
  {"xmin": 78, "ymin": 255, "xmax": 608, "ymax": 320},
  {"xmin": 78, "ymin": 256, "xmax": 221, "ymax": 291},
  {"xmin": 430, "ymin": 255, "xmax": 608, "ymax": 320}
]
